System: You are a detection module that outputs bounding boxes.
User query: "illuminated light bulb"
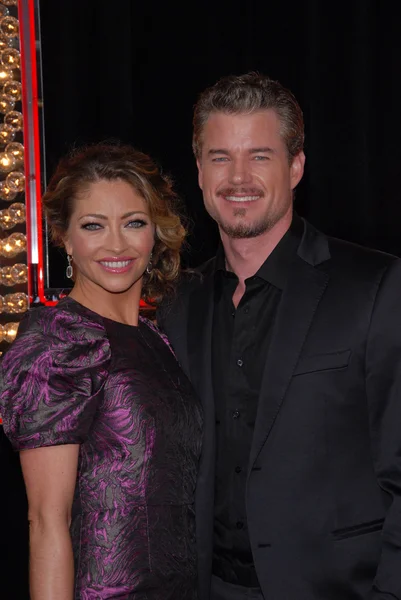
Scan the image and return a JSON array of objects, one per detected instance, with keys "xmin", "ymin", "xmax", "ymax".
[
  {"xmin": 0, "ymin": 16, "xmax": 19, "ymax": 38},
  {"xmin": 0, "ymin": 324, "xmax": 4, "ymax": 342},
  {"xmin": 1, "ymin": 47, "xmax": 20, "ymax": 69},
  {"xmin": 0, "ymin": 208, "xmax": 14, "ymax": 229},
  {"xmin": 0, "ymin": 233, "xmax": 26, "ymax": 257},
  {"xmin": 0, "ymin": 295, "xmax": 4, "ymax": 313},
  {"xmin": 8, "ymin": 202, "xmax": 25, "ymax": 223},
  {"xmin": 4, "ymin": 110, "xmax": 22, "ymax": 130},
  {"xmin": 0, "ymin": 67, "xmax": 12, "ymax": 83},
  {"xmin": 0, "ymin": 92, "xmax": 14, "ymax": 113},
  {"xmin": 4, "ymin": 293, "xmax": 29, "ymax": 314},
  {"xmin": 3, "ymin": 292, "xmax": 17, "ymax": 313},
  {"xmin": 1, "ymin": 0, "xmax": 18, "ymax": 6},
  {"xmin": 0, "ymin": 179, "xmax": 17, "ymax": 200},
  {"xmin": 0, "ymin": 150, "xmax": 16, "ymax": 171},
  {"xmin": 6, "ymin": 170, "xmax": 24, "ymax": 192},
  {"xmin": 4, "ymin": 321, "xmax": 19, "ymax": 343},
  {"xmin": 13, "ymin": 293, "xmax": 28, "ymax": 312},
  {"xmin": 0, "ymin": 265, "xmax": 14, "ymax": 284},
  {"xmin": 5, "ymin": 141, "xmax": 23, "ymax": 166},
  {"xmin": 9, "ymin": 232, "xmax": 27, "ymax": 253},
  {"xmin": 0, "ymin": 37, "xmax": 10, "ymax": 52},
  {"xmin": 10, "ymin": 263, "xmax": 28, "ymax": 284},
  {"xmin": 2, "ymin": 80, "xmax": 21, "ymax": 101},
  {"xmin": 0, "ymin": 122, "xmax": 15, "ymax": 144},
  {"xmin": 0, "ymin": 67, "xmax": 11, "ymax": 82}
]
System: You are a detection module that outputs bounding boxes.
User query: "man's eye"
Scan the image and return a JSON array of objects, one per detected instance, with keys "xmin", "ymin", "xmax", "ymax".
[
  {"xmin": 254, "ymin": 155, "xmax": 269, "ymax": 161},
  {"xmin": 212, "ymin": 157, "xmax": 229, "ymax": 162},
  {"xmin": 82, "ymin": 223, "xmax": 101, "ymax": 230},
  {"xmin": 126, "ymin": 219, "xmax": 147, "ymax": 228}
]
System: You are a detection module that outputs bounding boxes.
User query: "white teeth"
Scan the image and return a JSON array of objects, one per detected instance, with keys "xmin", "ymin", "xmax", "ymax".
[
  {"xmin": 225, "ymin": 195, "xmax": 259, "ymax": 202},
  {"xmin": 100, "ymin": 260, "xmax": 131, "ymax": 268}
]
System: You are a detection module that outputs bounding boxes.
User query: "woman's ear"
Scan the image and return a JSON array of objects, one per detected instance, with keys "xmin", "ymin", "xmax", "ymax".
[{"xmin": 63, "ymin": 236, "xmax": 72, "ymax": 257}]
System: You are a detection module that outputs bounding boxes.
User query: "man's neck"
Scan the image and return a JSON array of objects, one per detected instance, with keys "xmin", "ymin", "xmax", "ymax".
[{"xmin": 221, "ymin": 212, "xmax": 293, "ymax": 281}]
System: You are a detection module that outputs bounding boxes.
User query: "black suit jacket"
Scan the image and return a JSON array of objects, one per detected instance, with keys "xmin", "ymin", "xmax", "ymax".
[{"xmin": 158, "ymin": 219, "xmax": 401, "ymax": 600}]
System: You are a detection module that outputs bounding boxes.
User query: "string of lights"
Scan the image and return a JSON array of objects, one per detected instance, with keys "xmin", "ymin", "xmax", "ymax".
[{"xmin": 0, "ymin": 0, "xmax": 27, "ymax": 352}]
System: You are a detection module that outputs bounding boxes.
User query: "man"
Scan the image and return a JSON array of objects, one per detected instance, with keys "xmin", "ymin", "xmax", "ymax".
[{"xmin": 158, "ymin": 72, "xmax": 401, "ymax": 600}]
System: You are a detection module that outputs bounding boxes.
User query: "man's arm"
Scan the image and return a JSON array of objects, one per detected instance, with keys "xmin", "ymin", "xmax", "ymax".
[{"xmin": 366, "ymin": 258, "xmax": 401, "ymax": 599}]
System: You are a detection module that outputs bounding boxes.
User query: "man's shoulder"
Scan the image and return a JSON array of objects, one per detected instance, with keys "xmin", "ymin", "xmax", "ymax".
[
  {"xmin": 181, "ymin": 257, "xmax": 216, "ymax": 286},
  {"xmin": 326, "ymin": 233, "xmax": 400, "ymax": 274},
  {"xmin": 302, "ymin": 218, "xmax": 398, "ymax": 270},
  {"xmin": 157, "ymin": 257, "xmax": 216, "ymax": 329},
  {"xmin": 300, "ymin": 218, "xmax": 401, "ymax": 291}
]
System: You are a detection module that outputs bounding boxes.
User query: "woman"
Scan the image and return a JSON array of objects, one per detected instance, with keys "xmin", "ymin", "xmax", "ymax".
[{"xmin": 0, "ymin": 144, "xmax": 202, "ymax": 599}]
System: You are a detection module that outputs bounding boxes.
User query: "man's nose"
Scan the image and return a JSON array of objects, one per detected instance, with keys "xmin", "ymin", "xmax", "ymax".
[{"xmin": 228, "ymin": 158, "xmax": 252, "ymax": 185}]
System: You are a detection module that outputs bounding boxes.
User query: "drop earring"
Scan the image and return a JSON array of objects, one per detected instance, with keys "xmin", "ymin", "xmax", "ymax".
[
  {"xmin": 146, "ymin": 252, "xmax": 153, "ymax": 275},
  {"xmin": 66, "ymin": 254, "xmax": 73, "ymax": 279}
]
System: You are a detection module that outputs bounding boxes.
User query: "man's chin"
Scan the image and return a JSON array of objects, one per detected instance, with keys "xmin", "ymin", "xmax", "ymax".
[{"xmin": 219, "ymin": 219, "xmax": 270, "ymax": 240}]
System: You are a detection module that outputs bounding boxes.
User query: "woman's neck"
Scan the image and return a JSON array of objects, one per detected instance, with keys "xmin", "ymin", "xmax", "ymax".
[{"xmin": 68, "ymin": 280, "xmax": 142, "ymax": 326}]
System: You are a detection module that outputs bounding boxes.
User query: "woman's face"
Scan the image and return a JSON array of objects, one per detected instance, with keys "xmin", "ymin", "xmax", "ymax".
[{"xmin": 64, "ymin": 178, "xmax": 155, "ymax": 297}]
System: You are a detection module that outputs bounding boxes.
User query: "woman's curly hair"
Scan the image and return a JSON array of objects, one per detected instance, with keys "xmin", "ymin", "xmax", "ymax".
[{"xmin": 42, "ymin": 143, "xmax": 186, "ymax": 304}]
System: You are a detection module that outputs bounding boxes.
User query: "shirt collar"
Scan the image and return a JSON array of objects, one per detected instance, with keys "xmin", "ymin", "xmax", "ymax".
[{"xmin": 215, "ymin": 213, "xmax": 304, "ymax": 290}]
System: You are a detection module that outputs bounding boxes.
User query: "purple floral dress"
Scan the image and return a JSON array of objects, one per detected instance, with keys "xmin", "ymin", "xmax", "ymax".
[{"xmin": 0, "ymin": 297, "xmax": 202, "ymax": 599}]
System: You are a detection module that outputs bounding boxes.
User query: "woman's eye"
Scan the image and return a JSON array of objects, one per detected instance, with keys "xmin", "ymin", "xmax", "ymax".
[
  {"xmin": 126, "ymin": 219, "xmax": 147, "ymax": 228},
  {"xmin": 81, "ymin": 222, "xmax": 101, "ymax": 230}
]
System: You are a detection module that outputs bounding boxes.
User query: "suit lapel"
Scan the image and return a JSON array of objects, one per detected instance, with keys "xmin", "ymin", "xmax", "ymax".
[
  {"xmin": 249, "ymin": 223, "xmax": 330, "ymax": 469},
  {"xmin": 187, "ymin": 271, "xmax": 215, "ymax": 401},
  {"xmin": 187, "ymin": 266, "xmax": 216, "ymax": 599}
]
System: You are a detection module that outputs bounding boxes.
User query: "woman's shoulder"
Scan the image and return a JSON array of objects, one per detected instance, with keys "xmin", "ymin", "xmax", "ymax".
[
  {"xmin": 0, "ymin": 298, "xmax": 111, "ymax": 450},
  {"xmin": 22, "ymin": 296, "xmax": 105, "ymax": 335},
  {"xmin": 2, "ymin": 297, "xmax": 110, "ymax": 370}
]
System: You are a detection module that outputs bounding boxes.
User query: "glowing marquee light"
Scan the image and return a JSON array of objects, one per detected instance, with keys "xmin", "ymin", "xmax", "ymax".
[{"xmin": 0, "ymin": 0, "xmax": 28, "ymax": 360}]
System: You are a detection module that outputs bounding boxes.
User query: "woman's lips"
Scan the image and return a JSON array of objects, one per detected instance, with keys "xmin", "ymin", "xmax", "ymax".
[{"xmin": 97, "ymin": 259, "xmax": 134, "ymax": 273}]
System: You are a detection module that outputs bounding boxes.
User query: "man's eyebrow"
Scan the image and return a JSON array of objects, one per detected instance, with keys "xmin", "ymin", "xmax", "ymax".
[
  {"xmin": 207, "ymin": 148, "xmax": 230, "ymax": 156},
  {"xmin": 249, "ymin": 147, "xmax": 275, "ymax": 154},
  {"xmin": 206, "ymin": 147, "xmax": 276, "ymax": 156}
]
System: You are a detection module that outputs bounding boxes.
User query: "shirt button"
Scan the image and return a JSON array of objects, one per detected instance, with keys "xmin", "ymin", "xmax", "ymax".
[
  {"xmin": 235, "ymin": 466, "xmax": 242, "ymax": 473},
  {"xmin": 232, "ymin": 410, "xmax": 240, "ymax": 419},
  {"xmin": 237, "ymin": 359, "xmax": 243, "ymax": 367},
  {"xmin": 236, "ymin": 521, "xmax": 244, "ymax": 529},
  {"xmin": 244, "ymin": 307, "xmax": 249, "ymax": 314}
]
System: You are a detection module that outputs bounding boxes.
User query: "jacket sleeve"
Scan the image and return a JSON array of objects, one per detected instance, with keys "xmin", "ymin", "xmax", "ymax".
[{"xmin": 365, "ymin": 258, "xmax": 401, "ymax": 599}]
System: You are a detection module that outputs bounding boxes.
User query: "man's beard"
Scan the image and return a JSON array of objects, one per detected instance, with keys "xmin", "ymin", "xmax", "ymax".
[
  {"xmin": 218, "ymin": 207, "xmax": 281, "ymax": 239},
  {"xmin": 209, "ymin": 187, "xmax": 292, "ymax": 240},
  {"xmin": 213, "ymin": 187, "xmax": 273, "ymax": 239}
]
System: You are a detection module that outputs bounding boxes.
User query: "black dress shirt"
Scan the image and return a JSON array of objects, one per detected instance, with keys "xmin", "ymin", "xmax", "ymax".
[{"xmin": 212, "ymin": 216, "xmax": 303, "ymax": 587}]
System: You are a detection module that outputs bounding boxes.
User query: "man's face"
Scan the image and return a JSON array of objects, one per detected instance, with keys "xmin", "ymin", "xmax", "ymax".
[{"xmin": 197, "ymin": 110, "xmax": 305, "ymax": 239}]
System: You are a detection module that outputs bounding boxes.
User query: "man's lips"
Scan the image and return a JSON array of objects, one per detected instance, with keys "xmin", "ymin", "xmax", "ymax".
[
  {"xmin": 218, "ymin": 189, "xmax": 263, "ymax": 203},
  {"xmin": 224, "ymin": 195, "xmax": 261, "ymax": 202}
]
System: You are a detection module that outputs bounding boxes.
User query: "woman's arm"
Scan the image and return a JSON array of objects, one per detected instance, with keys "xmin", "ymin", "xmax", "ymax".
[{"xmin": 20, "ymin": 444, "xmax": 80, "ymax": 600}]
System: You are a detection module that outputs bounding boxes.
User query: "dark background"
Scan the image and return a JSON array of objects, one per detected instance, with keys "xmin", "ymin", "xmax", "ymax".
[
  {"xmin": 39, "ymin": 0, "xmax": 401, "ymax": 287},
  {"xmin": 2, "ymin": 1, "xmax": 401, "ymax": 598}
]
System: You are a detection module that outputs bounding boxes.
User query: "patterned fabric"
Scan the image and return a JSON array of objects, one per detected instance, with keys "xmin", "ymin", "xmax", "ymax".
[{"xmin": 0, "ymin": 297, "xmax": 202, "ymax": 599}]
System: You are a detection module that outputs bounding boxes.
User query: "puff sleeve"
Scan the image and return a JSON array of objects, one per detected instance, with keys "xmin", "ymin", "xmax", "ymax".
[{"xmin": 0, "ymin": 306, "xmax": 111, "ymax": 450}]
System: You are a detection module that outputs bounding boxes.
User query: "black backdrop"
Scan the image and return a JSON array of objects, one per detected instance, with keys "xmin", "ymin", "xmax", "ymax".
[
  {"xmin": 2, "ymin": 1, "xmax": 401, "ymax": 597},
  {"xmin": 39, "ymin": 0, "xmax": 401, "ymax": 287}
]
